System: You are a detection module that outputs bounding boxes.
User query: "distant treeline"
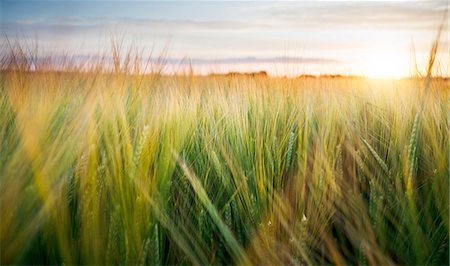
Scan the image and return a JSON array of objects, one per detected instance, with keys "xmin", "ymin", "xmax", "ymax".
[
  {"xmin": 208, "ymin": 71, "xmax": 449, "ymax": 80},
  {"xmin": 208, "ymin": 71, "xmax": 269, "ymax": 77}
]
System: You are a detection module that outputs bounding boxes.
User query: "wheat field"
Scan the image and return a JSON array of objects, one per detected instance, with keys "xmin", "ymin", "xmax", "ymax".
[{"xmin": 0, "ymin": 40, "xmax": 449, "ymax": 265}]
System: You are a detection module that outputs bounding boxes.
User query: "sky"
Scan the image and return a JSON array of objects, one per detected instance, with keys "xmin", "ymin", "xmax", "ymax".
[{"xmin": 1, "ymin": 0, "xmax": 449, "ymax": 78}]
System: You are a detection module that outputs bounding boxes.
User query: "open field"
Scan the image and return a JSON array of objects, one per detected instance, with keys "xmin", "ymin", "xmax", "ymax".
[{"xmin": 0, "ymin": 54, "xmax": 449, "ymax": 265}]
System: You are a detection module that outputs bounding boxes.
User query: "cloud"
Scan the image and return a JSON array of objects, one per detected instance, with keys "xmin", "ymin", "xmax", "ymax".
[
  {"xmin": 162, "ymin": 56, "xmax": 340, "ymax": 65},
  {"xmin": 4, "ymin": 1, "xmax": 447, "ymax": 35},
  {"xmin": 24, "ymin": 53, "xmax": 339, "ymax": 68},
  {"xmin": 7, "ymin": 16, "xmax": 253, "ymax": 31},
  {"xmin": 15, "ymin": 18, "xmax": 47, "ymax": 25},
  {"xmin": 255, "ymin": 1, "xmax": 448, "ymax": 31}
]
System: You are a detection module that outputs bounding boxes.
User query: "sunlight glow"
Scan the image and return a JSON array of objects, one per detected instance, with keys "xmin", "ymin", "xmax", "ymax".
[{"xmin": 361, "ymin": 53, "xmax": 410, "ymax": 79}]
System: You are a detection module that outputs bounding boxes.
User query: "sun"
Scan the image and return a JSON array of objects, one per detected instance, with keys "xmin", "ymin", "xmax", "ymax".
[{"xmin": 361, "ymin": 53, "xmax": 410, "ymax": 79}]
